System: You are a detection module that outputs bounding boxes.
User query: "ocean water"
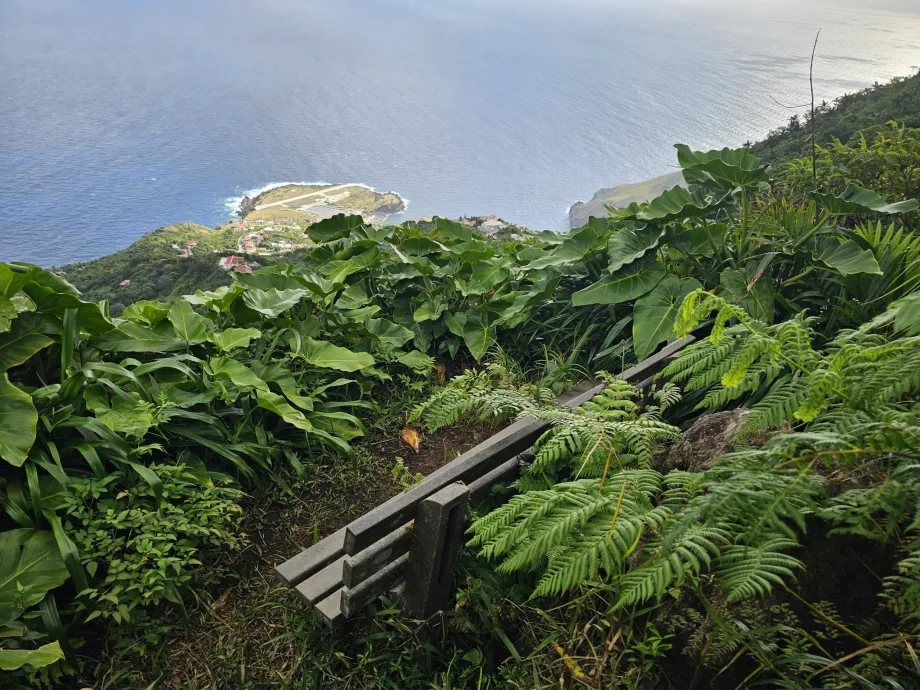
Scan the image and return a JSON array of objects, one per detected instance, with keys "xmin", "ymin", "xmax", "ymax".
[{"xmin": 2, "ymin": 0, "xmax": 920, "ymax": 266}]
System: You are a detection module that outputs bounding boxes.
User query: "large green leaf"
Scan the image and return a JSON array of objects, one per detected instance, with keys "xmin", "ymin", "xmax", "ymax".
[
  {"xmin": 168, "ymin": 300, "xmax": 211, "ymax": 344},
  {"xmin": 607, "ymin": 225, "xmax": 666, "ymax": 273},
  {"xmin": 363, "ymin": 318, "xmax": 415, "ymax": 352},
  {"xmin": 675, "ymin": 144, "xmax": 770, "ymax": 190},
  {"xmin": 809, "ymin": 185, "xmax": 919, "ymax": 216},
  {"xmin": 632, "ymin": 275, "xmax": 701, "ymax": 359},
  {"xmin": 413, "ymin": 298, "xmax": 447, "ymax": 323},
  {"xmin": 0, "ymin": 641, "xmax": 65, "ymax": 671},
  {"xmin": 617, "ymin": 186, "xmax": 731, "ymax": 224},
  {"xmin": 0, "ymin": 263, "xmax": 78, "ymax": 299},
  {"xmin": 0, "ymin": 314, "xmax": 54, "ymax": 373},
  {"xmin": 255, "ymin": 390, "xmax": 313, "ymax": 432},
  {"xmin": 95, "ymin": 321, "xmax": 186, "ymax": 353},
  {"xmin": 0, "ymin": 374, "xmax": 37, "ymax": 467},
  {"xmin": 207, "ymin": 327, "xmax": 262, "ymax": 352},
  {"xmin": 204, "ymin": 358, "xmax": 270, "ymax": 399},
  {"xmin": 0, "ymin": 297, "xmax": 16, "ymax": 333},
  {"xmin": 435, "ymin": 217, "xmax": 474, "ymax": 243},
  {"xmin": 811, "ymin": 238, "xmax": 882, "ymax": 276},
  {"xmin": 241, "ymin": 288, "xmax": 308, "ymax": 318},
  {"xmin": 462, "ymin": 310, "xmax": 496, "ymax": 361},
  {"xmin": 720, "ymin": 267, "xmax": 775, "ymax": 323},
  {"xmin": 83, "ymin": 385, "xmax": 154, "ymax": 438},
  {"xmin": 184, "ymin": 284, "xmax": 245, "ymax": 314},
  {"xmin": 306, "ymin": 214, "xmax": 367, "ymax": 243},
  {"xmin": 665, "ymin": 223, "xmax": 727, "ymax": 258},
  {"xmin": 121, "ymin": 300, "xmax": 172, "ymax": 326},
  {"xmin": 573, "ymin": 259, "xmax": 666, "ymax": 307},
  {"xmin": 465, "ymin": 257, "xmax": 512, "ymax": 295},
  {"xmin": 20, "ymin": 283, "xmax": 114, "ymax": 336},
  {"xmin": 525, "ymin": 223, "xmax": 608, "ymax": 270},
  {"xmin": 0, "ymin": 529, "xmax": 69, "ymax": 609},
  {"xmin": 495, "ymin": 272, "xmax": 561, "ymax": 328},
  {"xmin": 296, "ymin": 337, "xmax": 375, "ymax": 372},
  {"xmin": 334, "ymin": 281, "xmax": 371, "ymax": 310}
]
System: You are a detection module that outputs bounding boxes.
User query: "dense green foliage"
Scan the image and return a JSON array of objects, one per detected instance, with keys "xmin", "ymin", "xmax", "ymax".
[
  {"xmin": 4, "ymin": 70, "xmax": 920, "ymax": 688},
  {"xmin": 749, "ymin": 71, "xmax": 920, "ymax": 164}
]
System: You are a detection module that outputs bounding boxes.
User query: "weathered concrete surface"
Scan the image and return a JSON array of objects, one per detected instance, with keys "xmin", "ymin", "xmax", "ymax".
[
  {"xmin": 341, "ymin": 553, "xmax": 410, "ymax": 618},
  {"xmin": 659, "ymin": 409, "xmax": 751, "ymax": 473},
  {"xmin": 295, "ymin": 556, "xmax": 346, "ymax": 606},
  {"xmin": 315, "ymin": 588, "xmax": 345, "ymax": 628},
  {"xmin": 343, "ymin": 525, "xmax": 412, "ymax": 588},
  {"xmin": 404, "ymin": 483, "xmax": 470, "ymax": 619},
  {"xmin": 275, "ymin": 527, "xmax": 346, "ymax": 586}
]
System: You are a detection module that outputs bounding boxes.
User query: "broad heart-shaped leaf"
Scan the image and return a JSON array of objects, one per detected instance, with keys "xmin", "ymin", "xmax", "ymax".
[
  {"xmin": 413, "ymin": 298, "xmax": 447, "ymax": 323},
  {"xmin": 573, "ymin": 258, "xmax": 666, "ymax": 307},
  {"xmin": 306, "ymin": 214, "xmax": 367, "ymax": 243},
  {"xmin": 242, "ymin": 288, "xmax": 308, "ymax": 318},
  {"xmin": 607, "ymin": 225, "xmax": 666, "ymax": 273},
  {"xmin": 96, "ymin": 321, "xmax": 186, "ymax": 353},
  {"xmin": 168, "ymin": 300, "xmax": 211, "ymax": 344},
  {"xmin": 121, "ymin": 300, "xmax": 172, "ymax": 326},
  {"xmin": 675, "ymin": 144, "xmax": 770, "ymax": 190},
  {"xmin": 720, "ymin": 267, "xmax": 774, "ymax": 323},
  {"xmin": 0, "ymin": 374, "xmax": 37, "ymax": 467},
  {"xmin": 809, "ymin": 185, "xmax": 919, "ymax": 216},
  {"xmin": 495, "ymin": 271, "xmax": 561, "ymax": 328},
  {"xmin": 83, "ymin": 384, "xmax": 154, "ymax": 438},
  {"xmin": 462, "ymin": 310, "xmax": 497, "ymax": 361},
  {"xmin": 525, "ymin": 222, "xmax": 608, "ymax": 270},
  {"xmin": 204, "ymin": 357, "xmax": 270, "ymax": 396},
  {"xmin": 632, "ymin": 275, "xmax": 701, "ymax": 360},
  {"xmin": 255, "ymin": 390, "xmax": 314, "ymax": 432},
  {"xmin": 665, "ymin": 223, "xmax": 727, "ymax": 258},
  {"xmin": 444, "ymin": 311, "xmax": 467, "ymax": 337},
  {"xmin": 362, "ymin": 317, "xmax": 415, "ymax": 352},
  {"xmin": 0, "ymin": 529, "xmax": 69, "ymax": 608},
  {"xmin": 811, "ymin": 238, "xmax": 882, "ymax": 276},
  {"xmin": 435, "ymin": 216, "xmax": 475, "ymax": 243},
  {"xmin": 184, "ymin": 283, "xmax": 246, "ymax": 314},
  {"xmin": 0, "ymin": 641, "xmax": 65, "ymax": 671},
  {"xmin": 465, "ymin": 257, "xmax": 512, "ymax": 295},
  {"xmin": 620, "ymin": 186, "xmax": 732, "ymax": 224},
  {"xmin": 207, "ymin": 327, "xmax": 262, "ymax": 352},
  {"xmin": 334, "ymin": 281, "xmax": 370, "ymax": 310},
  {"xmin": 21, "ymin": 283, "xmax": 114, "ymax": 336},
  {"xmin": 395, "ymin": 350, "xmax": 435, "ymax": 372},
  {"xmin": 250, "ymin": 361, "xmax": 314, "ymax": 410},
  {"xmin": 0, "ymin": 263, "xmax": 78, "ymax": 299},
  {"xmin": 296, "ymin": 337, "xmax": 375, "ymax": 372},
  {"xmin": 0, "ymin": 314, "xmax": 54, "ymax": 373}
]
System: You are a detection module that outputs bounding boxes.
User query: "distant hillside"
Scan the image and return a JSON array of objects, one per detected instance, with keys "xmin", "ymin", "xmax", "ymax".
[
  {"xmin": 569, "ymin": 70, "xmax": 920, "ymax": 227},
  {"xmin": 568, "ymin": 172, "xmax": 686, "ymax": 228},
  {"xmin": 57, "ymin": 222, "xmax": 240, "ymax": 312},
  {"xmin": 750, "ymin": 71, "xmax": 920, "ymax": 163}
]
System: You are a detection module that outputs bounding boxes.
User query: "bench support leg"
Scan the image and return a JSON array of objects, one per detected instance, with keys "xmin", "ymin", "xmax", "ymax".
[{"xmin": 404, "ymin": 482, "xmax": 470, "ymax": 619}]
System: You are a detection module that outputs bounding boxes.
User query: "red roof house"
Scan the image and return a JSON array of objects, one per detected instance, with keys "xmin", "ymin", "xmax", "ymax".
[
  {"xmin": 119, "ymin": 280, "xmax": 131, "ymax": 287},
  {"xmin": 233, "ymin": 265, "xmax": 253, "ymax": 274},
  {"xmin": 219, "ymin": 255, "xmax": 244, "ymax": 270}
]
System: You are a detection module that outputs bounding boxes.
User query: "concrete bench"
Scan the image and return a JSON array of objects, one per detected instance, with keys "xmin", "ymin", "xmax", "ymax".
[{"xmin": 274, "ymin": 335, "xmax": 696, "ymax": 626}]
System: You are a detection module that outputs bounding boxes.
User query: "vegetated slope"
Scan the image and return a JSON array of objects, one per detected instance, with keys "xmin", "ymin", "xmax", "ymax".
[
  {"xmin": 569, "ymin": 70, "xmax": 920, "ymax": 227},
  {"xmin": 57, "ymin": 222, "xmax": 241, "ymax": 312},
  {"xmin": 749, "ymin": 70, "xmax": 920, "ymax": 163}
]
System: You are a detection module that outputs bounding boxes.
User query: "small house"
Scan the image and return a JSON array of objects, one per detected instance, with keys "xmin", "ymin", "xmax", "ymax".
[{"xmin": 119, "ymin": 280, "xmax": 131, "ymax": 287}]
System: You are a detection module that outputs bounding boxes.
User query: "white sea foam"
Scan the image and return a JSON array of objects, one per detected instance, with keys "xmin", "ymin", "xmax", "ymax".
[{"xmin": 221, "ymin": 181, "xmax": 406, "ymax": 217}]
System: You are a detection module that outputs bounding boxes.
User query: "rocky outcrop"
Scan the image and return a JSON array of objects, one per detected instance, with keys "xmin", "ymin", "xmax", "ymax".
[{"xmin": 658, "ymin": 409, "xmax": 751, "ymax": 473}]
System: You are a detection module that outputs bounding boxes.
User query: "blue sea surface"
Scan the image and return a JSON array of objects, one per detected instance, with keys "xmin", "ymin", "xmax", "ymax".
[{"xmin": 2, "ymin": 0, "xmax": 920, "ymax": 266}]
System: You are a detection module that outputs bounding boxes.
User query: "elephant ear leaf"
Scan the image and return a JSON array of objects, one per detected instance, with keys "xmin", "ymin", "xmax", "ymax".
[
  {"xmin": 573, "ymin": 258, "xmax": 666, "ymax": 307},
  {"xmin": 720, "ymin": 266, "xmax": 775, "ymax": 323},
  {"xmin": 296, "ymin": 338, "xmax": 375, "ymax": 372},
  {"xmin": 306, "ymin": 214, "xmax": 367, "ymax": 243},
  {"xmin": 632, "ymin": 275, "xmax": 701, "ymax": 360},
  {"xmin": 675, "ymin": 144, "xmax": 770, "ymax": 190},
  {"xmin": 809, "ymin": 185, "xmax": 918, "ymax": 215},
  {"xmin": 607, "ymin": 225, "xmax": 665, "ymax": 273},
  {"xmin": 0, "ymin": 374, "xmax": 37, "ymax": 467},
  {"xmin": 0, "ymin": 641, "xmax": 65, "ymax": 671},
  {"xmin": 168, "ymin": 301, "xmax": 211, "ymax": 344},
  {"xmin": 462, "ymin": 310, "xmax": 496, "ymax": 361},
  {"xmin": 241, "ymin": 288, "xmax": 307, "ymax": 319},
  {"xmin": 0, "ymin": 529, "xmax": 70, "ymax": 608},
  {"xmin": 811, "ymin": 238, "xmax": 882, "ymax": 276}
]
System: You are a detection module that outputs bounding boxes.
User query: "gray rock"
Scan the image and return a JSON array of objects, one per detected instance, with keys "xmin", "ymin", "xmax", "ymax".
[{"xmin": 660, "ymin": 409, "xmax": 751, "ymax": 473}]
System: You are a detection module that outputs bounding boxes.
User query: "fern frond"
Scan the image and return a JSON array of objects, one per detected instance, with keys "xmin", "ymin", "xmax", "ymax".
[{"xmin": 715, "ymin": 537, "xmax": 805, "ymax": 602}]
